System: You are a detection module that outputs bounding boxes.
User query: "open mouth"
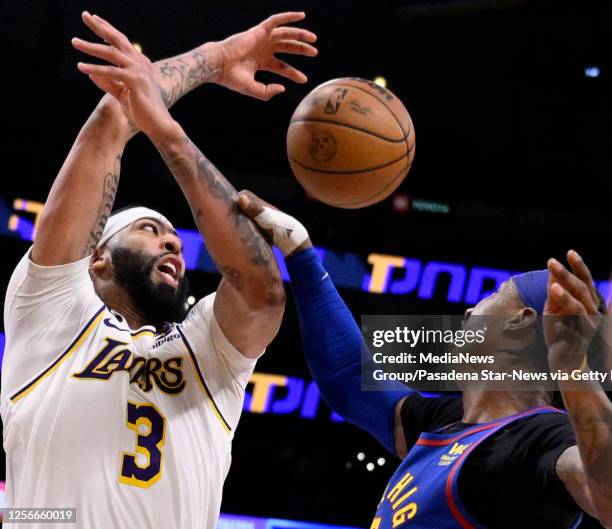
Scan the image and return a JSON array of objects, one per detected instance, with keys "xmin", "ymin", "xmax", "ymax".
[{"xmin": 155, "ymin": 260, "xmax": 179, "ymax": 288}]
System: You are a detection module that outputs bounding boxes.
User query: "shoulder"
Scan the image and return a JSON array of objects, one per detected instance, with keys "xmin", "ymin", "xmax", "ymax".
[
  {"xmin": 2, "ymin": 249, "xmax": 104, "ymax": 402},
  {"xmin": 495, "ymin": 410, "xmax": 574, "ymax": 453},
  {"xmin": 458, "ymin": 412, "xmax": 580, "ymax": 527},
  {"xmin": 5, "ymin": 249, "xmax": 96, "ymax": 312},
  {"xmin": 181, "ymin": 291, "xmax": 213, "ymax": 325},
  {"xmin": 180, "ymin": 292, "xmax": 259, "ymax": 376},
  {"xmin": 467, "ymin": 411, "xmax": 575, "ymax": 471},
  {"xmin": 469, "ymin": 411, "xmax": 576, "ymax": 500},
  {"xmin": 180, "ymin": 292, "xmax": 221, "ymax": 349},
  {"xmin": 4, "ymin": 248, "xmax": 101, "ymax": 340}
]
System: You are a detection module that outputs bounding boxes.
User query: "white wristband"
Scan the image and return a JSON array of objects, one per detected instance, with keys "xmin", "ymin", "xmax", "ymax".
[{"xmin": 254, "ymin": 207, "xmax": 309, "ymax": 257}]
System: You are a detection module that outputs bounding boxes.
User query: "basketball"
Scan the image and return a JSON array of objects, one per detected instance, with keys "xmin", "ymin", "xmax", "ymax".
[{"xmin": 287, "ymin": 77, "xmax": 415, "ymax": 208}]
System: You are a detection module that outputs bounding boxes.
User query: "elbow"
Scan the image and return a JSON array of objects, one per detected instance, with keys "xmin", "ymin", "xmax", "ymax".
[
  {"xmin": 263, "ymin": 275, "xmax": 286, "ymax": 307},
  {"xmin": 93, "ymin": 97, "xmax": 125, "ymax": 122},
  {"xmin": 252, "ymin": 261, "xmax": 286, "ymax": 307},
  {"xmin": 242, "ymin": 273, "xmax": 286, "ymax": 310},
  {"xmin": 79, "ymin": 97, "xmax": 132, "ymax": 142},
  {"xmin": 312, "ymin": 373, "xmax": 358, "ymax": 420}
]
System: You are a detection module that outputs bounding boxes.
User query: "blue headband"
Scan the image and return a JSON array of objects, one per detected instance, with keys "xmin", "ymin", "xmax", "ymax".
[{"xmin": 511, "ymin": 270, "xmax": 550, "ymax": 314}]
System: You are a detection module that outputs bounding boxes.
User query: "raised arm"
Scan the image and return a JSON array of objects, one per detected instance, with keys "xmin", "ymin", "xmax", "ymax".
[
  {"xmin": 74, "ymin": 14, "xmax": 318, "ymax": 356},
  {"xmin": 34, "ymin": 10, "xmax": 317, "ymax": 267},
  {"xmin": 544, "ymin": 252, "xmax": 612, "ymax": 527}
]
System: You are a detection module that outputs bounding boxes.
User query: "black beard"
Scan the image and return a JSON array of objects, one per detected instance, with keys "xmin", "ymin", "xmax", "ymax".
[{"xmin": 111, "ymin": 246, "xmax": 189, "ymax": 326}]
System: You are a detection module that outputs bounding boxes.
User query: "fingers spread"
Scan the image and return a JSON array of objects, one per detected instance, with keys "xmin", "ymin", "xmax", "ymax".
[
  {"xmin": 262, "ymin": 12, "xmax": 306, "ymax": 32},
  {"xmin": 263, "ymin": 58, "xmax": 307, "ymax": 84},
  {"xmin": 274, "ymin": 40, "xmax": 318, "ymax": 57},
  {"xmin": 271, "ymin": 26, "xmax": 317, "ymax": 43},
  {"xmin": 72, "ymin": 38, "xmax": 131, "ymax": 67},
  {"xmin": 547, "ymin": 258, "xmax": 597, "ymax": 314}
]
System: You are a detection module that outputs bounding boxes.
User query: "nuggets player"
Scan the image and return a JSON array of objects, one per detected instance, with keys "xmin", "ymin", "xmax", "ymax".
[
  {"xmin": 240, "ymin": 201, "xmax": 612, "ymax": 528},
  {"xmin": 1, "ymin": 11, "xmax": 317, "ymax": 529}
]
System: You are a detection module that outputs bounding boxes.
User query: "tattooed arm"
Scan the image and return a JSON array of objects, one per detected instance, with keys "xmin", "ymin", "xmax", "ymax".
[
  {"xmin": 31, "ymin": 45, "xmax": 212, "ymax": 266},
  {"xmin": 31, "ymin": 97, "xmax": 129, "ymax": 265},
  {"xmin": 74, "ymin": 10, "xmax": 316, "ymax": 107},
  {"xmin": 156, "ymin": 127, "xmax": 285, "ymax": 356},
  {"xmin": 35, "ymin": 10, "xmax": 316, "ymax": 266},
  {"xmin": 70, "ymin": 11, "xmax": 318, "ymax": 352},
  {"xmin": 33, "ymin": 21, "xmax": 217, "ymax": 266},
  {"xmin": 155, "ymin": 47, "xmax": 221, "ymax": 108}
]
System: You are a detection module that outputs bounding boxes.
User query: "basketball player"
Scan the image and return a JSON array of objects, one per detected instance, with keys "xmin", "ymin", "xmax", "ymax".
[
  {"xmin": 1, "ymin": 11, "xmax": 317, "ymax": 529},
  {"xmin": 239, "ymin": 196, "xmax": 612, "ymax": 528}
]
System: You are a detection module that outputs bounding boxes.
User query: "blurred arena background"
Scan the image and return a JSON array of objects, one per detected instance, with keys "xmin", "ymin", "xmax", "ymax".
[{"xmin": 0, "ymin": 0, "xmax": 610, "ymax": 527}]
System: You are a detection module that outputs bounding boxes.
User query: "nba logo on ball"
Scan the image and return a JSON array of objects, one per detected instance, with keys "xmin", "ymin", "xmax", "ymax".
[{"xmin": 287, "ymin": 77, "xmax": 415, "ymax": 208}]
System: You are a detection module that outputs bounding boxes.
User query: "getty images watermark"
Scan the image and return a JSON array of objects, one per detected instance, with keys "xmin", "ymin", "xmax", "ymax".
[{"xmin": 361, "ymin": 315, "xmax": 612, "ymax": 391}]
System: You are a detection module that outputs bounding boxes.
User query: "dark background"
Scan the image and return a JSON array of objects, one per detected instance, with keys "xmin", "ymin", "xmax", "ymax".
[{"xmin": 0, "ymin": 0, "xmax": 610, "ymax": 527}]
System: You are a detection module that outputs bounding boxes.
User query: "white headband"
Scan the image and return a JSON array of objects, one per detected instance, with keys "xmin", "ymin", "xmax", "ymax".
[{"xmin": 97, "ymin": 207, "xmax": 174, "ymax": 248}]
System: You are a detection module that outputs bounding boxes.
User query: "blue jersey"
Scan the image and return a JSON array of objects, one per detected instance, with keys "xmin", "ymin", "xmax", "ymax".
[{"xmin": 371, "ymin": 406, "xmax": 582, "ymax": 529}]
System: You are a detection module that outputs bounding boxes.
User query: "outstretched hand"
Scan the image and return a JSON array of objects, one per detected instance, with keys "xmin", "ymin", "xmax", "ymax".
[
  {"xmin": 215, "ymin": 12, "xmax": 317, "ymax": 101},
  {"xmin": 544, "ymin": 250, "xmax": 603, "ymax": 372},
  {"xmin": 72, "ymin": 12, "xmax": 175, "ymax": 138}
]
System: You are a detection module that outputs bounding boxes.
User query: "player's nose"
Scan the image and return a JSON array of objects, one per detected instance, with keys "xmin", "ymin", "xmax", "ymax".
[{"xmin": 160, "ymin": 233, "xmax": 182, "ymax": 256}]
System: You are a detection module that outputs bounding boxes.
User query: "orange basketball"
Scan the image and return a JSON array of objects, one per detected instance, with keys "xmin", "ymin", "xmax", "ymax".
[{"xmin": 287, "ymin": 77, "xmax": 415, "ymax": 208}]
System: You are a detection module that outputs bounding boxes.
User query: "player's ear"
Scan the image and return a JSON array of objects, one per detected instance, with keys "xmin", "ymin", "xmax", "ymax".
[
  {"xmin": 89, "ymin": 246, "xmax": 112, "ymax": 278},
  {"xmin": 503, "ymin": 307, "xmax": 537, "ymax": 332}
]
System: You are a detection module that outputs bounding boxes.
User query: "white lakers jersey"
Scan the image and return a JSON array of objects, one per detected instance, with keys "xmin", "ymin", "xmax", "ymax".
[{"xmin": 1, "ymin": 250, "xmax": 260, "ymax": 528}]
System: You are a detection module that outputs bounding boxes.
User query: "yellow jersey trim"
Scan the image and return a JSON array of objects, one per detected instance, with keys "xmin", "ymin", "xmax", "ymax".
[{"xmin": 10, "ymin": 306, "xmax": 106, "ymax": 403}]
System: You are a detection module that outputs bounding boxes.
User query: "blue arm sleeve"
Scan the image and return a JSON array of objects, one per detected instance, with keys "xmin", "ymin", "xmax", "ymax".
[{"xmin": 286, "ymin": 247, "xmax": 412, "ymax": 454}]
